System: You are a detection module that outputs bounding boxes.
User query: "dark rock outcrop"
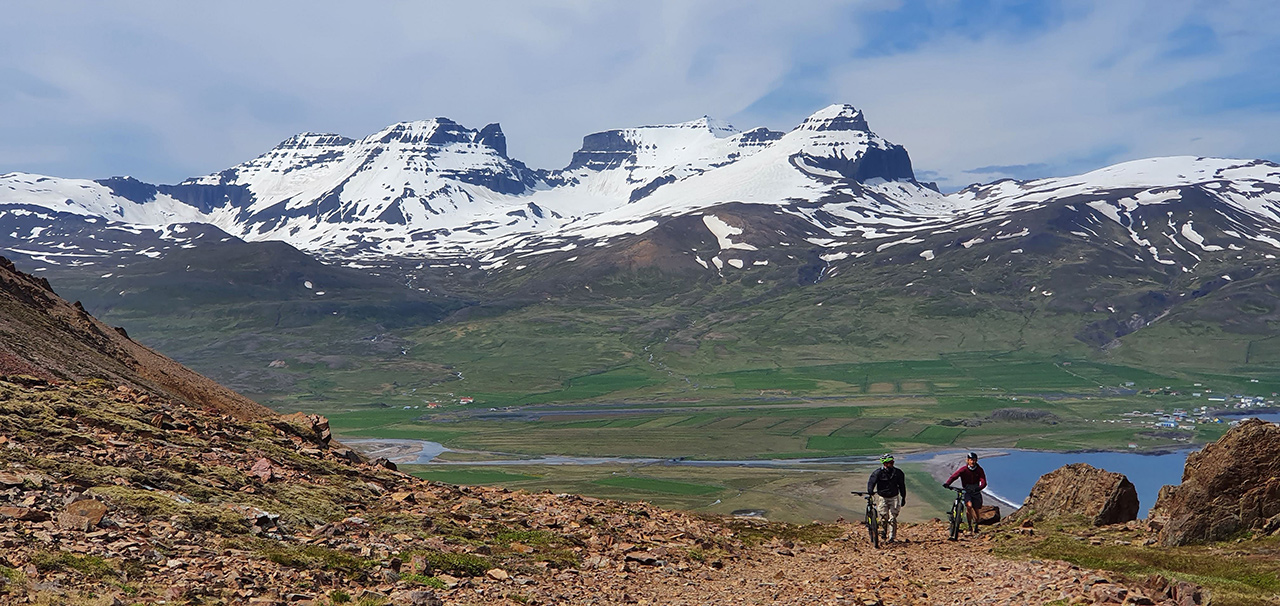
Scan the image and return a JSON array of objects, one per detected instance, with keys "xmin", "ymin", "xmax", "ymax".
[
  {"xmin": 1008, "ymin": 463, "xmax": 1139, "ymax": 526},
  {"xmin": 976, "ymin": 505, "xmax": 1001, "ymax": 526},
  {"xmin": 1149, "ymin": 418, "xmax": 1280, "ymax": 546},
  {"xmin": 566, "ymin": 130, "xmax": 637, "ymax": 171},
  {"xmin": 988, "ymin": 408, "xmax": 1059, "ymax": 422}
]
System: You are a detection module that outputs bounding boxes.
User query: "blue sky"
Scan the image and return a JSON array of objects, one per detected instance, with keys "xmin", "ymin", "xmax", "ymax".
[{"xmin": 1, "ymin": 0, "xmax": 1277, "ymax": 191}]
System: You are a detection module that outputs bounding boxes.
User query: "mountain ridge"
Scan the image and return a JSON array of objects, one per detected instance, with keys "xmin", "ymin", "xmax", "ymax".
[{"xmin": 5, "ymin": 104, "xmax": 1280, "ymax": 364}]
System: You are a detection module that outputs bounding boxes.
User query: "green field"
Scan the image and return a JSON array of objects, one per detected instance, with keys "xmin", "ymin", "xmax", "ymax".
[
  {"xmin": 51, "ymin": 266, "xmax": 1277, "ymax": 520},
  {"xmin": 593, "ymin": 476, "xmax": 723, "ymax": 496},
  {"xmin": 399, "ymin": 461, "xmax": 954, "ymax": 524},
  {"xmin": 410, "ymin": 469, "xmax": 540, "ymax": 484}
]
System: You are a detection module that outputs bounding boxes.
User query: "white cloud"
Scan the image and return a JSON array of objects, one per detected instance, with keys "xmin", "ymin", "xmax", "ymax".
[
  {"xmin": 0, "ymin": 0, "xmax": 1276, "ymax": 190},
  {"xmin": 826, "ymin": 1, "xmax": 1280, "ymax": 188}
]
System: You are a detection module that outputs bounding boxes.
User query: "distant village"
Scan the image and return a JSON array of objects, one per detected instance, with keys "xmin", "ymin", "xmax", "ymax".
[
  {"xmin": 401, "ymin": 395, "xmax": 474, "ymax": 410},
  {"xmin": 1108, "ymin": 383, "xmax": 1276, "ymax": 446}
]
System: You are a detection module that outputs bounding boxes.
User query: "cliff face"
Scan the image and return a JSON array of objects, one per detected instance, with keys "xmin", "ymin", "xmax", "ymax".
[
  {"xmin": 0, "ymin": 255, "xmax": 273, "ymax": 420},
  {"xmin": 1150, "ymin": 418, "xmax": 1280, "ymax": 546}
]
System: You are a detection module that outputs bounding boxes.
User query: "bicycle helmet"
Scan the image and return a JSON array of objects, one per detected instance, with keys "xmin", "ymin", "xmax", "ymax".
[
  {"xmin": 967, "ymin": 452, "xmax": 978, "ymax": 461},
  {"xmin": 879, "ymin": 453, "xmax": 895, "ymax": 464}
]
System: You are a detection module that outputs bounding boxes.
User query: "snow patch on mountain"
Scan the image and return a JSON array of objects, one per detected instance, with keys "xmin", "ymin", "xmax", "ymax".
[{"xmin": 702, "ymin": 215, "xmax": 757, "ymax": 251}]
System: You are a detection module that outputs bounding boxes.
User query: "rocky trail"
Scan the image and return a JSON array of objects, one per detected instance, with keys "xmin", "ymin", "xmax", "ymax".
[
  {"xmin": 0, "ymin": 375, "xmax": 1222, "ymax": 606},
  {"xmin": 516, "ymin": 523, "xmax": 1174, "ymax": 606}
]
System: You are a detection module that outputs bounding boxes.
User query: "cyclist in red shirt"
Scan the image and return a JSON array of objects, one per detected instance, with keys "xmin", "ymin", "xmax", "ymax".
[{"xmin": 943, "ymin": 452, "xmax": 987, "ymax": 534}]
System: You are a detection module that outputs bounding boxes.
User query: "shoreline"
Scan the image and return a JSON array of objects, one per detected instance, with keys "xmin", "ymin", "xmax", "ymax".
[{"xmin": 341, "ymin": 438, "xmax": 1029, "ymax": 510}]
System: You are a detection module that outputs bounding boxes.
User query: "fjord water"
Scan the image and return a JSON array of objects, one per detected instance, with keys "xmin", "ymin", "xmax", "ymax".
[
  {"xmin": 365, "ymin": 412, "xmax": 1280, "ymax": 519},
  {"xmin": 964, "ymin": 449, "xmax": 1185, "ymax": 518},
  {"xmin": 938, "ymin": 411, "xmax": 1280, "ymax": 517}
]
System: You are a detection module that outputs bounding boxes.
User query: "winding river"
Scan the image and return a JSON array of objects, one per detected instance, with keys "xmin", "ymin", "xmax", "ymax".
[{"xmin": 344, "ymin": 411, "xmax": 1280, "ymax": 518}]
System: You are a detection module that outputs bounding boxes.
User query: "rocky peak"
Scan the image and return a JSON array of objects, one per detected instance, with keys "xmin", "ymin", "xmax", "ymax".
[
  {"xmin": 795, "ymin": 104, "xmax": 872, "ymax": 133},
  {"xmin": 737, "ymin": 126, "xmax": 786, "ymax": 146},
  {"xmin": 93, "ymin": 176, "xmax": 158, "ymax": 205},
  {"xmin": 371, "ymin": 119, "xmax": 472, "ymax": 147},
  {"xmin": 678, "ymin": 115, "xmax": 739, "ymax": 138},
  {"xmin": 777, "ymin": 104, "xmax": 916, "ymax": 183},
  {"xmin": 272, "ymin": 132, "xmax": 356, "ymax": 151},
  {"xmin": 474, "ymin": 123, "xmax": 508, "ymax": 157}
]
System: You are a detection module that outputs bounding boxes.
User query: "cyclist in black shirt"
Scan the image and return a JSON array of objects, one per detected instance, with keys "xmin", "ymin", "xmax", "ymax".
[{"xmin": 867, "ymin": 453, "xmax": 906, "ymax": 542}]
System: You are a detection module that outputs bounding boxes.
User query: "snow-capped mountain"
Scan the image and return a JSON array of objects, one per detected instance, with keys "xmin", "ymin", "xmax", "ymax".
[
  {"xmin": 796, "ymin": 156, "xmax": 1280, "ymax": 269},
  {"xmin": 3, "ymin": 104, "xmax": 1280, "ymax": 287}
]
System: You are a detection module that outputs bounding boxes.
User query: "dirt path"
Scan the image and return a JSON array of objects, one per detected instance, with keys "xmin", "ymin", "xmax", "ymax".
[
  {"xmin": 665, "ymin": 523, "xmax": 1085, "ymax": 605},
  {"xmin": 445, "ymin": 521, "xmax": 1139, "ymax": 605}
]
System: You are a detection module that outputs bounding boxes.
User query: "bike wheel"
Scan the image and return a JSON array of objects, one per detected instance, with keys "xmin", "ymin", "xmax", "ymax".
[
  {"xmin": 948, "ymin": 501, "xmax": 962, "ymax": 541},
  {"xmin": 866, "ymin": 504, "xmax": 879, "ymax": 549}
]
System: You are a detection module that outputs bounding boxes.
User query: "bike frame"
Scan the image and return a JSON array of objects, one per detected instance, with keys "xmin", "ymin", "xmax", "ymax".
[
  {"xmin": 850, "ymin": 491, "xmax": 881, "ymax": 549},
  {"xmin": 946, "ymin": 487, "xmax": 965, "ymax": 541}
]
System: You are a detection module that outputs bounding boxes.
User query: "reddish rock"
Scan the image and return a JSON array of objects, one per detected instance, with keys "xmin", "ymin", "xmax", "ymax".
[
  {"xmin": 0, "ymin": 506, "xmax": 49, "ymax": 521},
  {"xmin": 1150, "ymin": 419, "xmax": 1280, "ymax": 546},
  {"xmin": 1008, "ymin": 463, "xmax": 1138, "ymax": 526},
  {"xmin": 249, "ymin": 457, "xmax": 274, "ymax": 482},
  {"xmin": 1090, "ymin": 583, "xmax": 1128, "ymax": 603},
  {"xmin": 57, "ymin": 512, "xmax": 93, "ymax": 531},
  {"xmin": 391, "ymin": 590, "xmax": 442, "ymax": 606},
  {"xmin": 150, "ymin": 412, "xmax": 175, "ymax": 429},
  {"xmin": 66, "ymin": 499, "xmax": 108, "ymax": 526},
  {"xmin": 486, "ymin": 568, "xmax": 510, "ymax": 581}
]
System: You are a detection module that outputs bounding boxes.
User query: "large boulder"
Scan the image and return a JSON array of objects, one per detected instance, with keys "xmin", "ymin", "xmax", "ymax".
[
  {"xmin": 1008, "ymin": 463, "xmax": 1139, "ymax": 526},
  {"xmin": 1149, "ymin": 418, "xmax": 1280, "ymax": 546},
  {"xmin": 271, "ymin": 412, "xmax": 333, "ymax": 446}
]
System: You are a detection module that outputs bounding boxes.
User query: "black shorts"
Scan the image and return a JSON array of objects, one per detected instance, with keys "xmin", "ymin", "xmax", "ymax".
[{"xmin": 963, "ymin": 487, "xmax": 983, "ymax": 508}]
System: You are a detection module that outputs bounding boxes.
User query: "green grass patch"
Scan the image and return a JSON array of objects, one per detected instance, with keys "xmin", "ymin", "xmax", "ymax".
[
  {"xmin": 1002, "ymin": 534, "xmax": 1280, "ymax": 606},
  {"xmin": 243, "ymin": 540, "xmax": 374, "ymax": 572},
  {"xmin": 602, "ymin": 416, "xmax": 656, "ymax": 428},
  {"xmin": 30, "ymin": 552, "xmax": 116, "ymax": 579},
  {"xmin": 339, "ymin": 424, "xmax": 467, "ymax": 443},
  {"xmin": 725, "ymin": 520, "xmax": 844, "ymax": 546},
  {"xmin": 410, "ymin": 469, "xmax": 539, "ymax": 485},
  {"xmin": 519, "ymin": 368, "xmax": 664, "ymax": 405},
  {"xmin": 671, "ymin": 414, "xmax": 721, "ymax": 427},
  {"xmin": 495, "ymin": 529, "xmax": 571, "ymax": 548},
  {"xmin": 914, "ymin": 425, "xmax": 965, "ymax": 445},
  {"xmin": 0, "ymin": 566, "xmax": 22, "ymax": 584},
  {"xmin": 805, "ymin": 435, "xmax": 883, "ymax": 452},
  {"xmin": 401, "ymin": 573, "xmax": 447, "ymax": 589},
  {"xmin": 87, "ymin": 485, "xmax": 250, "ymax": 535},
  {"xmin": 593, "ymin": 475, "xmax": 722, "ymax": 496},
  {"xmin": 711, "ymin": 368, "xmax": 820, "ymax": 391},
  {"xmin": 401, "ymin": 550, "xmax": 493, "ymax": 577}
]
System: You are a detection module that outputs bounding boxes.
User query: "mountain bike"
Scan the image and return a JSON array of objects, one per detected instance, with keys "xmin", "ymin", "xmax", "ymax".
[
  {"xmin": 946, "ymin": 487, "xmax": 966, "ymax": 541},
  {"xmin": 851, "ymin": 491, "xmax": 882, "ymax": 548}
]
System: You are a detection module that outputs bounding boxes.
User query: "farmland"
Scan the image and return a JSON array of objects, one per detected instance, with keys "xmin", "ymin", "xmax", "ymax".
[{"xmin": 318, "ymin": 348, "xmax": 1271, "ymax": 522}]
